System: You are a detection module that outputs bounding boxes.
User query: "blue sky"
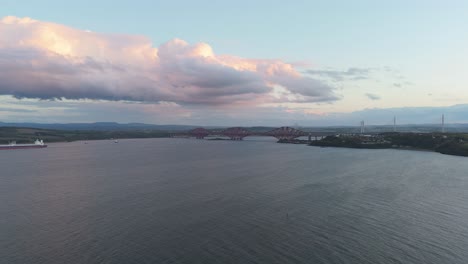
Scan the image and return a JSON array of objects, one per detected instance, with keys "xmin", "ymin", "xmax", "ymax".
[
  {"xmin": 5, "ymin": 0, "xmax": 467, "ymax": 63},
  {"xmin": 1, "ymin": 0, "xmax": 468, "ymax": 125}
]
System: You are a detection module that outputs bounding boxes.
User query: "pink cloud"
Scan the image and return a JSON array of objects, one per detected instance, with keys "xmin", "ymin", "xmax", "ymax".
[{"xmin": 0, "ymin": 16, "xmax": 339, "ymax": 105}]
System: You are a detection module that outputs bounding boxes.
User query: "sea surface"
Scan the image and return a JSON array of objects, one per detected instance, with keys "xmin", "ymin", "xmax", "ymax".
[{"xmin": 1, "ymin": 138, "xmax": 468, "ymax": 264}]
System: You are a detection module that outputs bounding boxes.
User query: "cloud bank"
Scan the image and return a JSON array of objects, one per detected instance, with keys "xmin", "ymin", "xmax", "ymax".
[
  {"xmin": 0, "ymin": 16, "xmax": 339, "ymax": 105},
  {"xmin": 2, "ymin": 93, "xmax": 464, "ymax": 126},
  {"xmin": 306, "ymin": 67, "xmax": 372, "ymax": 81}
]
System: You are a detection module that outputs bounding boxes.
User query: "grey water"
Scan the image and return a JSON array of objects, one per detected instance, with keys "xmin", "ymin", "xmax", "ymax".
[{"xmin": 1, "ymin": 138, "xmax": 468, "ymax": 264}]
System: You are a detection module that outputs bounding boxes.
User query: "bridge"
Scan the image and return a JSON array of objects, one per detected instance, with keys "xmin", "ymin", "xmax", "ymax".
[{"xmin": 172, "ymin": 127, "xmax": 336, "ymax": 140}]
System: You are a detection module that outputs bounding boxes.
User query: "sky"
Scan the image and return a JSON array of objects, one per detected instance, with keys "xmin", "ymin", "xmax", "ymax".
[{"xmin": 1, "ymin": 0, "xmax": 468, "ymax": 126}]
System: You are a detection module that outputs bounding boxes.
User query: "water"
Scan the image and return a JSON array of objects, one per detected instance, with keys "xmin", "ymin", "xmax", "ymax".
[{"xmin": 1, "ymin": 138, "xmax": 468, "ymax": 264}]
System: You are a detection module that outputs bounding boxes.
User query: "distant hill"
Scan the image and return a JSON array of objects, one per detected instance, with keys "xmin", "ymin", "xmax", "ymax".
[
  {"xmin": 0, "ymin": 122, "xmax": 200, "ymax": 131},
  {"xmin": 0, "ymin": 127, "xmax": 170, "ymax": 144},
  {"xmin": 2, "ymin": 121, "xmax": 468, "ymax": 133}
]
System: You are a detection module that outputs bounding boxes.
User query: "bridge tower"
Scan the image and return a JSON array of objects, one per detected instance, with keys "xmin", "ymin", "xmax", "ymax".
[
  {"xmin": 442, "ymin": 114, "xmax": 445, "ymax": 133},
  {"xmin": 267, "ymin": 127, "xmax": 308, "ymax": 140},
  {"xmin": 189, "ymin": 128, "xmax": 211, "ymax": 139},
  {"xmin": 222, "ymin": 127, "xmax": 251, "ymax": 140}
]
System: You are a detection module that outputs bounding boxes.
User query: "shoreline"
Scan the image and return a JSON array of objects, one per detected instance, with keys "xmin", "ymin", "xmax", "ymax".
[{"xmin": 308, "ymin": 133, "xmax": 468, "ymax": 157}]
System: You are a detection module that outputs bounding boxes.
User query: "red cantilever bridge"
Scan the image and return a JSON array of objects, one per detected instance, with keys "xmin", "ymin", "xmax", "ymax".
[{"xmin": 174, "ymin": 127, "xmax": 334, "ymax": 140}]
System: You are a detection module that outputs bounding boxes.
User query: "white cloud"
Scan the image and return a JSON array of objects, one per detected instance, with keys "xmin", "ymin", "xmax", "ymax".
[{"xmin": 0, "ymin": 16, "xmax": 339, "ymax": 106}]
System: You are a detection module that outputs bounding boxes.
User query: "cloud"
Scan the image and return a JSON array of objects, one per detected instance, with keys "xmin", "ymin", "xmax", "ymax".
[
  {"xmin": 1, "ymin": 94, "xmax": 467, "ymax": 127},
  {"xmin": 0, "ymin": 107, "xmax": 36, "ymax": 113},
  {"xmin": 306, "ymin": 67, "xmax": 372, "ymax": 81},
  {"xmin": 259, "ymin": 104, "xmax": 468, "ymax": 127},
  {"xmin": 0, "ymin": 16, "xmax": 339, "ymax": 105},
  {"xmin": 365, "ymin": 93, "xmax": 381, "ymax": 100},
  {"xmin": 330, "ymin": 104, "xmax": 468, "ymax": 126}
]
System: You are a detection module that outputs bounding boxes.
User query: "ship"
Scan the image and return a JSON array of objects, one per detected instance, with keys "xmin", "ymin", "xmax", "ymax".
[{"xmin": 0, "ymin": 139, "xmax": 47, "ymax": 150}]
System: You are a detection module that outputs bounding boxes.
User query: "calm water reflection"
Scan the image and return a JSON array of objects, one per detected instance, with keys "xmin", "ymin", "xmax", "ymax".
[{"xmin": 1, "ymin": 138, "xmax": 468, "ymax": 264}]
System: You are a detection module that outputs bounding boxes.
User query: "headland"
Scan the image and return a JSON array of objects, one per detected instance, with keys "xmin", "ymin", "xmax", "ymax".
[{"xmin": 309, "ymin": 132, "xmax": 468, "ymax": 157}]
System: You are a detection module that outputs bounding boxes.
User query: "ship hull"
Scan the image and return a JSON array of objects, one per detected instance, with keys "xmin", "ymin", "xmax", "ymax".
[{"xmin": 0, "ymin": 145, "xmax": 47, "ymax": 150}]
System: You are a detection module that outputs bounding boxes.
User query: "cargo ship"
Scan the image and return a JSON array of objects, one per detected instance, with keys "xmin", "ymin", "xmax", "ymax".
[{"xmin": 0, "ymin": 139, "xmax": 47, "ymax": 150}]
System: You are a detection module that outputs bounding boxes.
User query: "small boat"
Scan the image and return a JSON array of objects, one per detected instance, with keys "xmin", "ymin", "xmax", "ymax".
[{"xmin": 0, "ymin": 139, "xmax": 47, "ymax": 150}]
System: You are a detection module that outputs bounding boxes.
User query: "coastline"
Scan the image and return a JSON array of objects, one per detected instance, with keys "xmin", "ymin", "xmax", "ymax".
[
  {"xmin": 308, "ymin": 133, "xmax": 468, "ymax": 157},
  {"xmin": 0, "ymin": 127, "xmax": 170, "ymax": 145}
]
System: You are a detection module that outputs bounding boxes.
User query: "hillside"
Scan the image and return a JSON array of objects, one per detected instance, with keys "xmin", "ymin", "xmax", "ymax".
[{"xmin": 0, "ymin": 127, "xmax": 170, "ymax": 144}]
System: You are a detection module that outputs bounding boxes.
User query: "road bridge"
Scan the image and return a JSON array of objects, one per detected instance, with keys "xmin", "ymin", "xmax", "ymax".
[{"xmin": 171, "ymin": 127, "xmax": 336, "ymax": 140}]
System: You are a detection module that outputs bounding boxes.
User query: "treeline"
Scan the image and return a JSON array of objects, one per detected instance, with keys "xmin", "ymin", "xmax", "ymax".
[
  {"xmin": 310, "ymin": 133, "xmax": 468, "ymax": 157},
  {"xmin": 383, "ymin": 133, "xmax": 444, "ymax": 149},
  {"xmin": 384, "ymin": 133, "xmax": 468, "ymax": 156}
]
